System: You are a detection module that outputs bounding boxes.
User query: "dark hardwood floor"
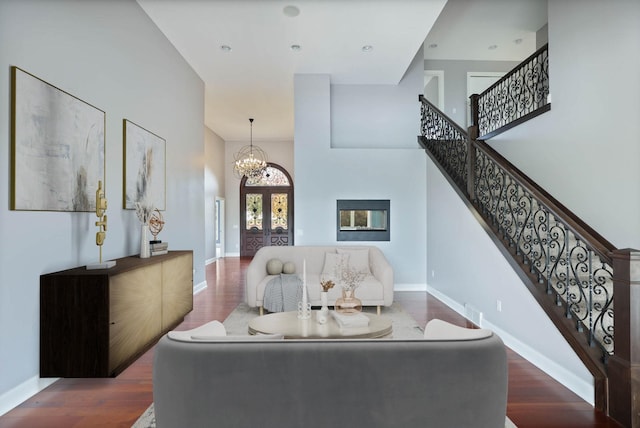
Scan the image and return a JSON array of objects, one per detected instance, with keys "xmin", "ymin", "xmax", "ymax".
[{"xmin": 0, "ymin": 257, "xmax": 621, "ymax": 427}]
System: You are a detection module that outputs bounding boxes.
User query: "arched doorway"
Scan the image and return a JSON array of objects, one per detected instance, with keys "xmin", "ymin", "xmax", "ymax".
[{"xmin": 239, "ymin": 163, "xmax": 294, "ymax": 257}]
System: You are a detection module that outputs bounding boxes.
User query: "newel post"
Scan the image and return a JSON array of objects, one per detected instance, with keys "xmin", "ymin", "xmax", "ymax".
[
  {"xmin": 609, "ymin": 248, "xmax": 640, "ymax": 427},
  {"xmin": 466, "ymin": 94, "xmax": 480, "ymax": 200}
]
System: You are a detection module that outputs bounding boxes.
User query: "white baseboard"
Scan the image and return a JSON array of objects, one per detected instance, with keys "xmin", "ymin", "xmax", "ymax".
[
  {"xmin": 225, "ymin": 252, "xmax": 240, "ymax": 257},
  {"xmin": 205, "ymin": 257, "xmax": 217, "ymax": 265},
  {"xmin": 426, "ymin": 285, "xmax": 594, "ymax": 406},
  {"xmin": 394, "ymin": 283, "xmax": 427, "ymax": 292},
  {"xmin": 0, "ymin": 376, "xmax": 58, "ymax": 417},
  {"xmin": 193, "ymin": 280, "xmax": 207, "ymax": 295}
]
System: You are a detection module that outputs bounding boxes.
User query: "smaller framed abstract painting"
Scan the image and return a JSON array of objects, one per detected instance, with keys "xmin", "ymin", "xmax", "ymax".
[
  {"xmin": 123, "ymin": 119, "xmax": 166, "ymax": 210},
  {"xmin": 11, "ymin": 66, "xmax": 105, "ymax": 211}
]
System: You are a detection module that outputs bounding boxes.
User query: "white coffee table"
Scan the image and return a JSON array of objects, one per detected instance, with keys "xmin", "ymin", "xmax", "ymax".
[{"xmin": 248, "ymin": 310, "xmax": 392, "ymax": 339}]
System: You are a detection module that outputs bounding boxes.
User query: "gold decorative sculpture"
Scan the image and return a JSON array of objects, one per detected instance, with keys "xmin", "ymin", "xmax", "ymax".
[
  {"xmin": 149, "ymin": 209, "xmax": 165, "ymax": 243},
  {"xmin": 86, "ymin": 180, "xmax": 116, "ymax": 269}
]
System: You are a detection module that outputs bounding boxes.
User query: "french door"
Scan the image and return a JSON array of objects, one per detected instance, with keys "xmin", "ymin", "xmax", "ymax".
[{"xmin": 239, "ymin": 164, "xmax": 294, "ymax": 257}]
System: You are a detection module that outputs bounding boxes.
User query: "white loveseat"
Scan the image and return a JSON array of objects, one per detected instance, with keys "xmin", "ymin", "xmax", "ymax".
[{"xmin": 245, "ymin": 245, "xmax": 394, "ymax": 314}]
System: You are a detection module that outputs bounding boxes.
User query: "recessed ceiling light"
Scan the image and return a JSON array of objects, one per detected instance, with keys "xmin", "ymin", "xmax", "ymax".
[
  {"xmin": 362, "ymin": 45, "xmax": 373, "ymax": 52},
  {"xmin": 283, "ymin": 5, "xmax": 300, "ymax": 17},
  {"xmin": 220, "ymin": 45, "xmax": 232, "ymax": 52},
  {"xmin": 514, "ymin": 38, "xmax": 523, "ymax": 45},
  {"xmin": 290, "ymin": 44, "xmax": 301, "ymax": 52},
  {"xmin": 488, "ymin": 44, "xmax": 498, "ymax": 50},
  {"xmin": 428, "ymin": 43, "xmax": 438, "ymax": 49}
]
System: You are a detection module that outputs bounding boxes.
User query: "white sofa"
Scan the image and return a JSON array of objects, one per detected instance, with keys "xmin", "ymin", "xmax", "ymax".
[{"xmin": 245, "ymin": 245, "xmax": 394, "ymax": 314}]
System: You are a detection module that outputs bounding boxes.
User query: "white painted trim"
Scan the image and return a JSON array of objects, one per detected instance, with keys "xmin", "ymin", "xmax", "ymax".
[
  {"xmin": 394, "ymin": 283, "xmax": 427, "ymax": 292},
  {"xmin": 426, "ymin": 285, "xmax": 594, "ymax": 406},
  {"xmin": 424, "ymin": 70, "xmax": 445, "ymax": 111},
  {"xmin": 205, "ymin": 257, "xmax": 217, "ymax": 265},
  {"xmin": 225, "ymin": 252, "xmax": 240, "ymax": 257},
  {"xmin": 0, "ymin": 376, "xmax": 58, "ymax": 417},
  {"xmin": 193, "ymin": 280, "xmax": 207, "ymax": 295}
]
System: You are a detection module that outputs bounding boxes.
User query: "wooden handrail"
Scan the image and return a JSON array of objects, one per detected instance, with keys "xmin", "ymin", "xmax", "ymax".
[{"xmin": 419, "ymin": 95, "xmax": 468, "ymax": 138}]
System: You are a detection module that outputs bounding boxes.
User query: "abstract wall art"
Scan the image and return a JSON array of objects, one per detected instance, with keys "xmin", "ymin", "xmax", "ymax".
[
  {"xmin": 10, "ymin": 66, "xmax": 105, "ymax": 211},
  {"xmin": 123, "ymin": 119, "xmax": 166, "ymax": 210}
]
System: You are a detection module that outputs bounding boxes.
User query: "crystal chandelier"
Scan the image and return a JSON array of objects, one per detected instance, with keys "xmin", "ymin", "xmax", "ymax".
[{"xmin": 233, "ymin": 118, "xmax": 267, "ymax": 179}]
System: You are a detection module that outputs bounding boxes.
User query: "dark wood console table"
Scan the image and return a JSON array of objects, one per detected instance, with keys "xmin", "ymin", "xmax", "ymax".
[{"xmin": 40, "ymin": 250, "xmax": 193, "ymax": 377}]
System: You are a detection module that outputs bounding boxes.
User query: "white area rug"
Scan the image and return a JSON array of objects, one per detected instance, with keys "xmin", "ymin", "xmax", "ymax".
[{"xmin": 132, "ymin": 303, "xmax": 516, "ymax": 427}]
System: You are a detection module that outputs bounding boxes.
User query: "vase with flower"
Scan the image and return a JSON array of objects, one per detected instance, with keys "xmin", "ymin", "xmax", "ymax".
[
  {"xmin": 135, "ymin": 202, "xmax": 154, "ymax": 258},
  {"xmin": 318, "ymin": 276, "xmax": 335, "ymax": 323},
  {"xmin": 334, "ymin": 260, "xmax": 365, "ymax": 315}
]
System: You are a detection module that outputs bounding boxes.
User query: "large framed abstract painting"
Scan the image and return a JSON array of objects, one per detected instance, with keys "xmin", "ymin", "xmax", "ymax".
[
  {"xmin": 10, "ymin": 67, "xmax": 105, "ymax": 211},
  {"xmin": 123, "ymin": 119, "xmax": 166, "ymax": 210}
]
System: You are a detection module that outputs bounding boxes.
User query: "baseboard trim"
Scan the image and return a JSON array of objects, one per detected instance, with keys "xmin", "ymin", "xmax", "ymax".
[
  {"xmin": 394, "ymin": 283, "xmax": 427, "ymax": 292},
  {"xmin": 426, "ymin": 285, "xmax": 594, "ymax": 406},
  {"xmin": 0, "ymin": 376, "xmax": 58, "ymax": 417},
  {"xmin": 193, "ymin": 280, "xmax": 207, "ymax": 295},
  {"xmin": 205, "ymin": 257, "xmax": 217, "ymax": 265}
]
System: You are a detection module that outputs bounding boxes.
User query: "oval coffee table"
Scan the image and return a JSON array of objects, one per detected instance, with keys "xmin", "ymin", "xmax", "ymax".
[{"xmin": 248, "ymin": 311, "xmax": 392, "ymax": 339}]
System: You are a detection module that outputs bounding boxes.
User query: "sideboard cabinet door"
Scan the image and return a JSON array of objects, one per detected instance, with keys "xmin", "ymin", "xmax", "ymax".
[
  {"xmin": 161, "ymin": 252, "xmax": 193, "ymax": 330},
  {"xmin": 109, "ymin": 263, "xmax": 162, "ymax": 373}
]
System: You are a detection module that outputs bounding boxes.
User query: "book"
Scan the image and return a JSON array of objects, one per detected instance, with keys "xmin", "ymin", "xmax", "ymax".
[
  {"xmin": 151, "ymin": 249, "xmax": 169, "ymax": 256},
  {"xmin": 150, "ymin": 242, "xmax": 168, "ymax": 251},
  {"xmin": 330, "ymin": 311, "xmax": 370, "ymax": 328}
]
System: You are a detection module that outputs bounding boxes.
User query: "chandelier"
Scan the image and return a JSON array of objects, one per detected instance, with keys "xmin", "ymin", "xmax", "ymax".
[{"xmin": 233, "ymin": 118, "xmax": 267, "ymax": 179}]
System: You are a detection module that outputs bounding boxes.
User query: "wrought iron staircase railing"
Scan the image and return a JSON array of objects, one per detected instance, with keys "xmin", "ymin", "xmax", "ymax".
[
  {"xmin": 472, "ymin": 43, "xmax": 550, "ymax": 140},
  {"xmin": 418, "ymin": 94, "xmax": 620, "ymax": 414}
]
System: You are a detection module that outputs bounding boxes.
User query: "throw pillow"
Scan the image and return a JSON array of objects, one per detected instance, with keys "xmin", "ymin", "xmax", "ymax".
[
  {"xmin": 167, "ymin": 320, "xmax": 227, "ymax": 342},
  {"xmin": 266, "ymin": 258, "xmax": 283, "ymax": 275},
  {"xmin": 423, "ymin": 319, "xmax": 492, "ymax": 340},
  {"xmin": 282, "ymin": 261, "xmax": 296, "ymax": 274},
  {"xmin": 336, "ymin": 248, "xmax": 371, "ymax": 275},
  {"xmin": 321, "ymin": 252, "xmax": 350, "ymax": 278}
]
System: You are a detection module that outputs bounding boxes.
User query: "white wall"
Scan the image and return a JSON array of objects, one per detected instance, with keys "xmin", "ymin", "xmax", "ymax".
[
  {"xmin": 224, "ymin": 139, "xmax": 294, "ymax": 256},
  {"xmin": 330, "ymin": 51, "xmax": 423, "ymax": 148},
  {"xmin": 293, "ymin": 49, "xmax": 427, "ymax": 288},
  {"xmin": 0, "ymin": 0, "xmax": 204, "ymax": 411},
  {"xmin": 205, "ymin": 127, "xmax": 225, "ymax": 262},
  {"xmin": 487, "ymin": 0, "xmax": 640, "ymax": 250},
  {"xmin": 426, "ymin": 156, "xmax": 593, "ymax": 403}
]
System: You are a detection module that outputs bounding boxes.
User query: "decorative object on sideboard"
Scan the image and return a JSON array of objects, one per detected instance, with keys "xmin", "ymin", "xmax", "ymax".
[
  {"xmin": 149, "ymin": 208, "xmax": 164, "ymax": 243},
  {"xmin": 123, "ymin": 119, "xmax": 166, "ymax": 210},
  {"xmin": 135, "ymin": 202, "xmax": 154, "ymax": 259},
  {"xmin": 233, "ymin": 118, "xmax": 267, "ymax": 179},
  {"xmin": 10, "ymin": 66, "xmax": 105, "ymax": 212},
  {"xmin": 87, "ymin": 180, "xmax": 116, "ymax": 270}
]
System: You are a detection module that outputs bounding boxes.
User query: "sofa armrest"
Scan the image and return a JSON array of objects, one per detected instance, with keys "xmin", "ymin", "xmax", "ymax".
[
  {"xmin": 369, "ymin": 247, "xmax": 394, "ymax": 306},
  {"xmin": 245, "ymin": 248, "xmax": 270, "ymax": 307}
]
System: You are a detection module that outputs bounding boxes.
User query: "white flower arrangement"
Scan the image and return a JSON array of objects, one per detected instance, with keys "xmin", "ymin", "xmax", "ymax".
[
  {"xmin": 135, "ymin": 201, "xmax": 155, "ymax": 225},
  {"xmin": 337, "ymin": 259, "xmax": 366, "ymax": 291}
]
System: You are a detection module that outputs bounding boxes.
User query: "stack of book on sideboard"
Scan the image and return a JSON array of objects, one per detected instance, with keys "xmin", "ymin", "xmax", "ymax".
[{"xmin": 150, "ymin": 241, "xmax": 168, "ymax": 256}]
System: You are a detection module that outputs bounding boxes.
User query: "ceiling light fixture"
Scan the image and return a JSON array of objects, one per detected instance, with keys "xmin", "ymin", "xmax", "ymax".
[
  {"xmin": 488, "ymin": 44, "xmax": 498, "ymax": 50},
  {"xmin": 220, "ymin": 45, "xmax": 232, "ymax": 52},
  {"xmin": 233, "ymin": 118, "xmax": 267, "ymax": 179},
  {"xmin": 290, "ymin": 44, "xmax": 301, "ymax": 51},
  {"xmin": 428, "ymin": 43, "xmax": 438, "ymax": 49},
  {"xmin": 362, "ymin": 45, "xmax": 373, "ymax": 52},
  {"xmin": 514, "ymin": 38, "xmax": 523, "ymax": 45}
]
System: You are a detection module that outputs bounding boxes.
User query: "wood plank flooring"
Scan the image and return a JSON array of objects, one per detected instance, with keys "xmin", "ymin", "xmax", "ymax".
[{"xmin": 0, "ymin": 257, "xmax": 622, "ymax": 427}]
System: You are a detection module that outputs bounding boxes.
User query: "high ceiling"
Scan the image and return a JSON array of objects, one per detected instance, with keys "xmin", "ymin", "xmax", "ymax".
[{"xmin": 136, "ymin": 0, "xmax": 547, "ymax": 142}]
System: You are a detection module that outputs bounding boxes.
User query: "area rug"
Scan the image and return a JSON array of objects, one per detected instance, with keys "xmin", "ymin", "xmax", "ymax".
[{"xmin": 131, "ymin": 303, "xmax": 516, "ymax": 427}]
